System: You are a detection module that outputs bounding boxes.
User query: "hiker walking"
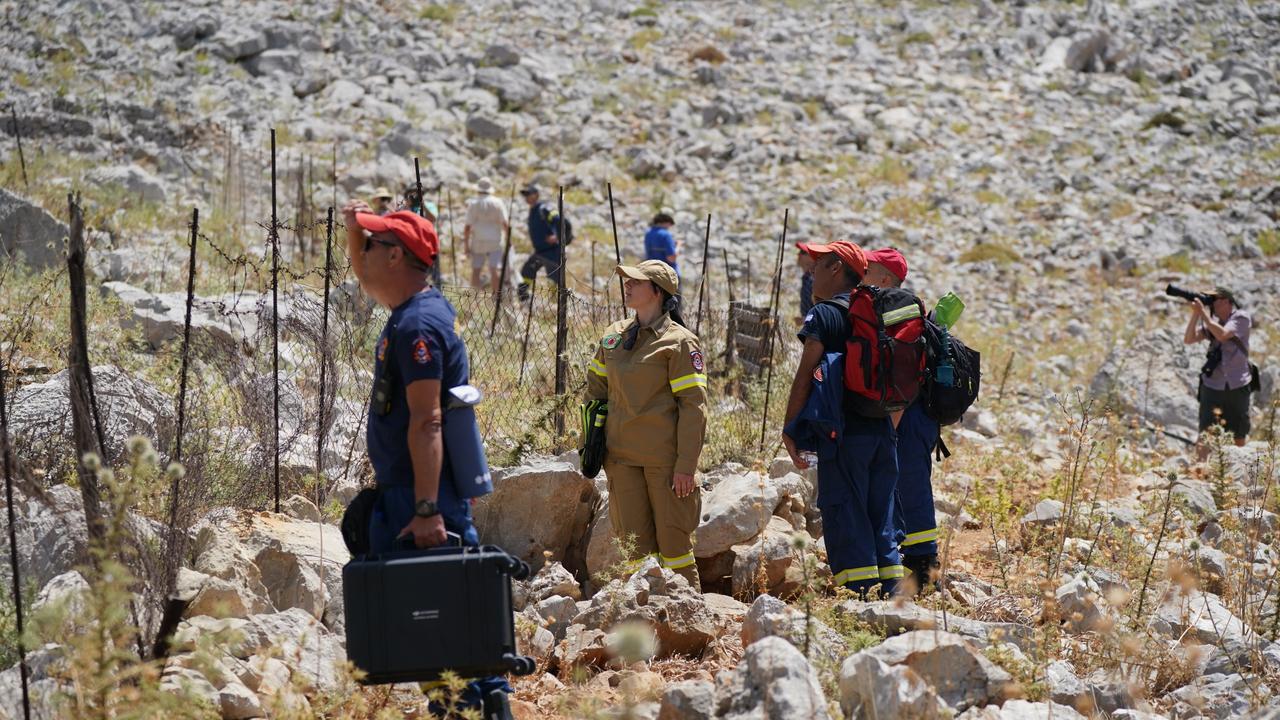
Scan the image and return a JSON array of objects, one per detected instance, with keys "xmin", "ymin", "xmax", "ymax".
[
  {"xmin": 464, "ymin": 177, "xmax": 510, "ymax": 293},
  {"xmin": 516, "ymin": 184, "xmax": 565, "ymax": 301}
]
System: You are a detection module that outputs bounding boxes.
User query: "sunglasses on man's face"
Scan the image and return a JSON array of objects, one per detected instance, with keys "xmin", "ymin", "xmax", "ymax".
[{"xmin": 363, "ymin": 235, "xmax": 399, "ymax": 254}]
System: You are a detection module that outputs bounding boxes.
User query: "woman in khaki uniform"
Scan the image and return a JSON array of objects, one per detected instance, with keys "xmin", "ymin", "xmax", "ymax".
[{"xmin": 585, "ymin": 260, "xmax": 708, "ymax": 588}]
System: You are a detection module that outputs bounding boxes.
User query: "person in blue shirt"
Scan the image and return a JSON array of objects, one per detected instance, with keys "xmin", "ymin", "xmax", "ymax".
[
  {"xmin": 516, "ymin": 184, "xmax": 565, "ymax": 302},
  {"xmin": 780, "ymin": 240, "xmax": 903, "ymax": 599},
  {"xmin": 340, "ymin": 199, "xmax": 512, "ymax": 719},
  {"xmin": 644, "ymin": 210, "xmax": 678, "ymax": 274}
]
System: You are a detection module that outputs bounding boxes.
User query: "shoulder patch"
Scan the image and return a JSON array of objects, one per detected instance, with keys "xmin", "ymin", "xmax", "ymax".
[
  {"xmin": 602, "ymin": 333, "xmax": 621, "ymax": 349},
  {"xmin": 813, "ymin": 364, "xmax": 824, "ymax": 382},
  {"xmin": 377, "ymin": 337, "xmax": 389, "ymax": 362},
  {"xmin": 690, "ymin": 350, "xmax": 704, "ymax": 372},
  {"xmin": 412, "ymin": 337, "xmax": 432, "ymax": 364}
]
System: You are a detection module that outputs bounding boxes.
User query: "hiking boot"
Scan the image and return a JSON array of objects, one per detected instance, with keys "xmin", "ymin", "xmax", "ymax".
[
  {"xmin": 904, "ymin": 554, "xmax": 940, "ymax": 596},
  {"xmin": 517, "ymin": 281, "xmax": 532, "ymax": 303}
]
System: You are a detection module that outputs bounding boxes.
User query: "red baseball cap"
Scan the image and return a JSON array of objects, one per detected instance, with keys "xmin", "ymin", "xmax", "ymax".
[
  {"xmin": 865, "ymin": 248, "xmax": 908, "ymax": 282},
  {"xmin": 795, "ymin": 240, "xmax": 868, "ymax": 278},
  {"xmin": 354, "ymin": 211, "xmax": 438, "ymax": 267}
]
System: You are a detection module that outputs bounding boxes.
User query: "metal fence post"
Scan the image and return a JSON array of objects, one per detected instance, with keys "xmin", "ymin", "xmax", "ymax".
[
  {"xmin": 1, "ymin": 358, "xmax": 31, "ymax": 719},
  {"xmin": 270, "ymin": 129, "xmax": 281, "ymax": 514},
  {"xmin": 553, "ymin": 186, "xmax": 569, "ymax": 441},
  {"xmin": 758, "ymin": 209, "xmax": 790, "ymax": 453}
]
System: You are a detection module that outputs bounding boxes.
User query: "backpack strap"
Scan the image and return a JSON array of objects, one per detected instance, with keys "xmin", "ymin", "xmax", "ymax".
[
  {"xmin": 933, "ymin": 435, "xmax": 951, "ymax": 461},
  {"xmin": 818, "ymin": 296, "xmax": 851, "ymax": 311}
]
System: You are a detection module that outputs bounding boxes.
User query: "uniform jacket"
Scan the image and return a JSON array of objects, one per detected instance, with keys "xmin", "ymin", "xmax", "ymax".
[{"xmin": 586, "ymin": 313, "xmax": 708, "ymax": 475}]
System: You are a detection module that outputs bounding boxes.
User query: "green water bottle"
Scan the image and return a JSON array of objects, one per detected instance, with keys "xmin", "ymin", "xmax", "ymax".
[{"xmin": 933, "ymin": 292, "xmax": 965, "ymax": 329}]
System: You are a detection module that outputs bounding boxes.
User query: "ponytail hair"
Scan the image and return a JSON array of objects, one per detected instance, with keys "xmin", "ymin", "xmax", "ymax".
[{"xmin": 662, "ymin": 290, "xmax": 688, "ymax": 328}]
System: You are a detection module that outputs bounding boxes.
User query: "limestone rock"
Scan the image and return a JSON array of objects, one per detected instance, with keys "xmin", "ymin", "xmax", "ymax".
[
  {"xmin": 473, "ymin": 459, "xmax": 598, "ymax": 576},
  {"xmin": 730, "ymin": 516, "xmax": 804, "ymax": 598},
  {"xmin": 840, "ymin": 652, "xmax": 945, "ymax": 720},
  {"xmin": 861, "ymin": 630, "xmax": 1014, "ymax": 712},
  {"xmin": 658, "ymin": 679, "xmax": 715, "ymax": 720},
  {"xmin": 8, "ymin": 366, "xmax": 175, "ymax": 475},
  {"xmin": 86, "ymin": 164, "xmax": 167, "ymax": 204},
  {"xmin": 0, "ymin": 188, "xmax": 67, "ymax": 270},
  {"xmin": 528, "ymin": 560, "xmax": 582, "ymax": 602},
  {"xmin": 713, "ymin": 636, "xmax": 830, "ymax": 720},
  {"xmin": 1021, "ymin": 499, "xmax": 1064, "ymax": 526},
  {"xmin": 742, "ymin": 593, "xmax": 847, "ymax": 667},
  {"xmin": 572, "ymin": 563, "xmax": 717, "ymax": 658},
  {"xmin": 957, "ymin": 699, "xmax": 1088, "ymax": 719},
  {"xmin": 696, "ymin": 473, "xmax": 780, "ymax": 557}
]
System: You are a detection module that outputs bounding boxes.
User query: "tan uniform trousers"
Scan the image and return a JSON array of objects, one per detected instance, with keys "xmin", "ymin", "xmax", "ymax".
[{"xmin": 605, "ymin": 460, "xmax": 702, "ymax": 588}]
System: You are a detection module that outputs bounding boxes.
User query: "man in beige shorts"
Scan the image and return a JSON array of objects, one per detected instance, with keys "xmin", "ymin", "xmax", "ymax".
[{"xmin": 463, "ymin": 177, "xmax": 510, "ymax": 292}]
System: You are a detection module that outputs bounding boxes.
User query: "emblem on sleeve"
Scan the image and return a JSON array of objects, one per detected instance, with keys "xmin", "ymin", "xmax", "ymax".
[
  {"xmin": 690, "ymin": 350, "xmax": 704, "ymax": 372},
  {"xmin": 813, "ymin": 365, "xmax": 824, "ymax": 382},
  {"xmin": 377, "ymin": 337, "xmax": 388, "ymax": 362},
  {"xmin": 413, "ymin": 338, "xmax": 432, "ymax": 364},
  {"xmin": 602, "ymin": 333, "xmax": 621, "ymax": 349}
]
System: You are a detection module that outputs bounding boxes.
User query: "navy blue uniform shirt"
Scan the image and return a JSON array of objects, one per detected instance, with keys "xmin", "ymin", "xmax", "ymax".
[
  {"xmin": 526, "ymin": 201, "xmax": 562, "ymax": 253},
  {"xmin": 367, "ymin": 289, "xmax": 469, "ymax": 491},
  {"xmin": 798, "ymin": 292, "xmax": 851, "ymax": 354},
  {"xmin": 798, "ymin": 292, "xmax": 885, "ymax": 430}
]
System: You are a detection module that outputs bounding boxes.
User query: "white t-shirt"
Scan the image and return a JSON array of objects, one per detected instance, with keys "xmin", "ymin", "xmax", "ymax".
[{"xmin": 465, "ymin": 195, "xmax": 508, "ymax": 253}]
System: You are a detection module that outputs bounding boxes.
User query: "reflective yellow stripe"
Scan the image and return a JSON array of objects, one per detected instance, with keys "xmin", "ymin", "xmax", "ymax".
[
  {"xmin": 661, "ymin": 552, "xmax": 695, "ymax": 569},
  {"xmin": 833, "ymin": 566, "xmax": 879, "ymax": 585},
  {"xmin": 881, "ymin": 305, "xmax": 921, "ymax": 325},
  {"xmin": 902, "ymin": 528, "xmax": 939, "ymax": 546},
  {"xmin": 879, "ymin": 564, "xmax": 905, "ymax": 580},
  {"xmin": 588, "ymin": 359, "xmax": 608, "ymax": 377},
  {"xmin": 669, "ymin": 373, "xmax": 708, "ymax": 393}
]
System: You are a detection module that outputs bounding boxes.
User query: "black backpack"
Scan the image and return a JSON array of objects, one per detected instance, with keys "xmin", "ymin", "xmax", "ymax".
[
  {"xmin": 540, "ymin": 202, "xmax": 575, "ymax": 245},
  {"xmin": 922, "ymin": 316, "xmax": 981, "ymax": 433}
]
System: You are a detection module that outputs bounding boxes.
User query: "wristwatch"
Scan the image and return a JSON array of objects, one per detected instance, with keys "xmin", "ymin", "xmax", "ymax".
[{"xmin": 414, "ymin": 499, "xmax": 440, "ymax": 518}]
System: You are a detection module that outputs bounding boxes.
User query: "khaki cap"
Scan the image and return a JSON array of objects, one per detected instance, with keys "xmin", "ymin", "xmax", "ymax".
[{"xmin": 616, "ymin": 260, "xmax": 678, "ymax": 296}]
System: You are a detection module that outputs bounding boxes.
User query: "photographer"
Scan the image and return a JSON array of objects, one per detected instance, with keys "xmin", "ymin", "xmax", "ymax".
[{"xmin": 1182, "ymin": 286, "xmax": 1252, "ymax": 454}]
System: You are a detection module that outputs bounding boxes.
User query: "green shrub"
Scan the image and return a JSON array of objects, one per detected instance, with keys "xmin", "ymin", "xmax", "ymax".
[
  {"xmin": 628, "ymin": 28, "xmax": 662, "ymax": 50},
  {"xmin": 1258, "ymin": 228, "xmax": 1279, "ymax": 256},
  {"xmin": 959, "ymin": 243, "xmax": 1020, "ymax": 265},
  {"xmin": 417, "ymin": 3, "xmax": 458, "ymax": 22}
]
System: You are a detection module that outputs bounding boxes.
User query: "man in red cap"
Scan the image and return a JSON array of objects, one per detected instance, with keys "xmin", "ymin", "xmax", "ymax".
[
  {"xmin": 340, "ymin": 200, "xmax": 512, "ymax": 717},
  {"xmin": 862, "ymin": 247, "xmax": 940, "ymax": 593},
  {"xmin": 781, "ymin": 240, "xmax": 905, "ymax": 598}
]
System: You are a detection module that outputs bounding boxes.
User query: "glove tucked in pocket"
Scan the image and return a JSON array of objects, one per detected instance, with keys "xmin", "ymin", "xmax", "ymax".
[{"xmin": 579, "ymin": 400, "xmax": 608, "ymax": 479}]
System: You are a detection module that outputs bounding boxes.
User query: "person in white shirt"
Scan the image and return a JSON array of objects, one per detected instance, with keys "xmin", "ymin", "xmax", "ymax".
[{"xmin": 463, "ymin": 177, "xmax": 510, "ymax": 292}]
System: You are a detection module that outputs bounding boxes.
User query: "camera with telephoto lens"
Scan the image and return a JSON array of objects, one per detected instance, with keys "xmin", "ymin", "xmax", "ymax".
[{"xmin": 1165, "ymin": 284, "xmax": 1216, "ymax": 305}]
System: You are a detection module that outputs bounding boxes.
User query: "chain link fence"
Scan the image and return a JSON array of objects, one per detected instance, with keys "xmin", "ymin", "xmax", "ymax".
[{"xmin": 3, "ymin": 203, "xmax": 801, "ymax": 528}]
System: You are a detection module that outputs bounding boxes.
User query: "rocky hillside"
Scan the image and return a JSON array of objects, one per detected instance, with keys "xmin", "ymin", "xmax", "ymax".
[{"xmin": 2, "ymin": 0, "xmax": 1280, "ymax": 718}]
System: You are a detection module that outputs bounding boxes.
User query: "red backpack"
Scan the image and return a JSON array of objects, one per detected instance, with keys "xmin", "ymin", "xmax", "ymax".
[{"xmin": 828, "ymin": 287, "xmax": 928, "ymax": 418}]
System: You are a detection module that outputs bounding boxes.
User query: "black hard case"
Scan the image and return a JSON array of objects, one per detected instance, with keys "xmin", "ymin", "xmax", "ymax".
[{"xmin": 343, "ymin": 545, "xmax": 535, "ymax": 685}]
